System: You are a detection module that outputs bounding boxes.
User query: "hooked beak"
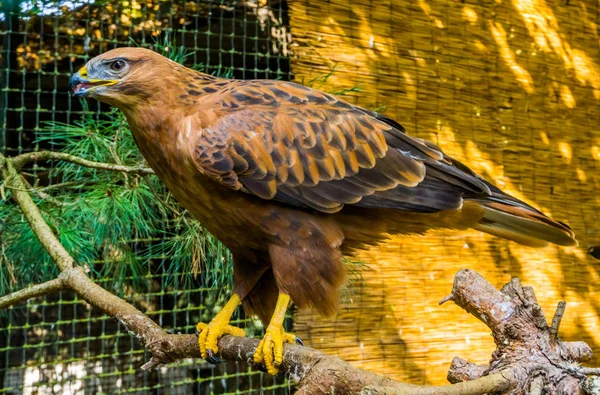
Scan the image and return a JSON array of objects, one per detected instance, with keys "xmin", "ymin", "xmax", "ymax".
[{"xmin": 69, "ymin": 65, "xmax": 118, "ymax": 97}]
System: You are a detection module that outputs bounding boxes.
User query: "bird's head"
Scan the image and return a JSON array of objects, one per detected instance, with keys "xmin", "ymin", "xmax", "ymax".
[{"xmin": 69, "ymin": 47, "xmax": 188, "ymax": 109}]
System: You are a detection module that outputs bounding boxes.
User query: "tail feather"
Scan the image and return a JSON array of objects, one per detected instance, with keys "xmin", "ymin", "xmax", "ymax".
[{"xmin": 471, "ymin": 198, "xmax": 577, "ymax": 248}]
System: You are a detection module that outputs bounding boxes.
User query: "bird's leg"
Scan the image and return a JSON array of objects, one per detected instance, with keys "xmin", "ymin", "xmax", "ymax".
[
  {"xmin": 253, "ymin": 293, "xmax": 300, "ymax": 375},
  {"xmin": 196, "ymin": 293, "xmax": 246, "ymax": 364}
]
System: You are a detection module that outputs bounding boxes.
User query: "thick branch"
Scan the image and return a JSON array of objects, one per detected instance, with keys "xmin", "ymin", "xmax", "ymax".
[
  {"xmin": 447, "ymin": 357, "xmax": 488, "ymax": 384},
  {"xmin": 10, "ymin": 150, "xmax": 153, "ymax": 175},
  {"xmin": 0, "ymin": 277, "xmax": 64, "ymax": 309},
  {"xmin": 139, "ymin": 333, "xmax": 514, "ymax": 395},
  {"xmin": 362, "ymin": 372, "xmax": 512, "ymax": 395},
  {"xmin": 445, "ymin": 269, "xmax": 595, "ymax": 394},
  {"xmin": 63, "ymin": 266, "xmax": 166, "ymax": 344}
]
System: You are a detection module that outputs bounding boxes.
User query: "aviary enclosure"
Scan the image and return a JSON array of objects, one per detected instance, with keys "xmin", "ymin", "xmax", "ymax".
[{"xmin": 0, "ymin": 0, "xmax": 599, "ymax": 394}]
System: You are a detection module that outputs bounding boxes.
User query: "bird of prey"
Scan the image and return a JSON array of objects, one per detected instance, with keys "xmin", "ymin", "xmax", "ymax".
[{"xmin": 69, "ymin": 48, "xmax": 577, "ymax": 375}]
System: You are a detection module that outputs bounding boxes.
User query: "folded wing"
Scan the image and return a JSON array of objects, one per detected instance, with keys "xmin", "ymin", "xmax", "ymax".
[{"xmin": 191, "ymin": 80, "xmax": 491, "ymax": 214}]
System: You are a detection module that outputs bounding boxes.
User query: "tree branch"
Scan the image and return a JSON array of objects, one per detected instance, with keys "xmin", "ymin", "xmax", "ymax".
[
  {"xmin": 560, "ymin": 364, "xmax": 600, "ymax": 376},
  {"xmin": 447, "ymin": 357, "xmax": 488, "ymax": 384},
  {"xmin": 444, "ymin": 269, "xmax": 595, "ymax": 394},
  {"xmin": 550, "ymin": 301, "xmax": 567, "ymax": 342},
  {"xmin": 362, "ymin": 372, "xmax": 512, "ymax": 395},
  {"xmin": 0, "ymin": 155, "xmax": 75, "ymax": 271},
  {"xmin": 0, "ymin": 277, "xmax": 64, "ymax": 309},
  {"xmin": 10, "ymin": 150, "xmax": 153, "ymax": 175},
  {"xmin": 139, "ymin": 333, "xmax": 514, "ymax": 395}
]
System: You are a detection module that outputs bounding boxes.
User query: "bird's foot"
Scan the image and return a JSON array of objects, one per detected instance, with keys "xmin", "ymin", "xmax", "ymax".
[
  {"xmin": 253, "ymin": 327, "xmax": 299, "ymax": 375},
  {"xmin": 252, "ymin": 293, "xmax": 298, "ymax": 375},
  {"xmin": 196, "ymin": 321, "xmax": 246, "ymax": 364},
  {"xmin": 195, "ymin": 294, "xmax": 245, "ymax": 364}
]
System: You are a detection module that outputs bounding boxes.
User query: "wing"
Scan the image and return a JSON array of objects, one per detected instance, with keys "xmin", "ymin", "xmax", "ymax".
[{"xmin": 190, "ymin": 79, "xmax": 491, "ymax": 213}]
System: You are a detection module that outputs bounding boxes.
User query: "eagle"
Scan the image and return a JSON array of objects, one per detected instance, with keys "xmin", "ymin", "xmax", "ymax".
[{"xmin": 69, "ymin": 48, "xmax": 577, "ymax": 375}]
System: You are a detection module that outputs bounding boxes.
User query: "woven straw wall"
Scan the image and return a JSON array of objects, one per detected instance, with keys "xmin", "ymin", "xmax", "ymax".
[{"xmin": 289, "ymin": 0, "xmax": 600, "ymax": 385}]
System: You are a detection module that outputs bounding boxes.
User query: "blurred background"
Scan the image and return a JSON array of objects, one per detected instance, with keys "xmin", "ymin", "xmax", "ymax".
[{"xmin": 1, "ymin": 0, "xmax": 599, "ymax": 393}]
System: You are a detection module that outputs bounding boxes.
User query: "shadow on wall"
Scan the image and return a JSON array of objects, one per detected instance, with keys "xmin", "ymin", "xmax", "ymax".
[{"xmin": 289, "ymin": 0, "xmax": 600, "ymax": 385}]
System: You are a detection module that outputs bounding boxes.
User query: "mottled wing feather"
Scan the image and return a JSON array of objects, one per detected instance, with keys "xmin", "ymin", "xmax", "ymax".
[{"xmin": 191, "ymin": 80, "xmax": 489, "ymax": 213}]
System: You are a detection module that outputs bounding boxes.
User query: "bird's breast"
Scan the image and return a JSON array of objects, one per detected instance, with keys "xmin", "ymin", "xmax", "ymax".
[{"xmin": 128, "ymin": 123, "xmax": 270, "ymax": 249}]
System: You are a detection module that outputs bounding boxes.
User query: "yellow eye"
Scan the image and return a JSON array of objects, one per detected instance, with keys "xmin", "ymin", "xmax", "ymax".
[{"xmin": 111, "ymin": 60, "xmax": 126, "ymax": 71}]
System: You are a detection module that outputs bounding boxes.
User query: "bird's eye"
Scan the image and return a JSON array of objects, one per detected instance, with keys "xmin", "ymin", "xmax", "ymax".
[{"xmin": 111, "ymin": 60, "xmax": 126, "ymax": 71}]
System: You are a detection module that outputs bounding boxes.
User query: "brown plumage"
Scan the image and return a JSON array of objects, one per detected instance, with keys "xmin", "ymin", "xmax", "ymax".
[{"xmin": 69, "ymin": 47, "xmax": 577, "ymax": 373}]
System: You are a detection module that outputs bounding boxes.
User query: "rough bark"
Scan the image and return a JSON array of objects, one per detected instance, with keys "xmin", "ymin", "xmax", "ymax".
[{"xmin": 442, "ymin": 269, "xmax": 596, "ymax": 394}]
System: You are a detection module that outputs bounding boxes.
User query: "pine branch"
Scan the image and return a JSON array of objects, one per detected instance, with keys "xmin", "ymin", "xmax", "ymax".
[{"xmin": 11, "ymin": 151, "xmax": 154, "ymax": 175}]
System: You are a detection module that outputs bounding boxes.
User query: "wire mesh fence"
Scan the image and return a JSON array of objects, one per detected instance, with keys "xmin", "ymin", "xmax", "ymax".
[{"xmin": 0, "ymin": 0, "xmax": 294, "ymax": 393}]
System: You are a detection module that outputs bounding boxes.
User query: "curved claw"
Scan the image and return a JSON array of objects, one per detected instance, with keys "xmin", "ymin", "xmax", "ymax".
[
  {"xmin": 295, "ymin": 336, "xmax": 304, "ymax": 346},
  {"xmin": 206, "ymin": 349, "xmax": 225, "ymax": 365}
]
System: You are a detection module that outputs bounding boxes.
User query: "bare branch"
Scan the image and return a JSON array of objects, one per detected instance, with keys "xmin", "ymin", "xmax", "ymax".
[
  {"xmin": 362, "ymin": 372, "xmax": 512, "ymax": 395},
  {"xmin": 0, "ymin": 153, "xmax": 75, "ymax": 271},
  {"xmin": 10, "ymin": 150, "xmax": 153, "ymax": 175},
  {"xmin": 439, "ymin": 293, "xmax": 454, "ymax": 305},
  {"xmin": 62, "ymin": 266, "xmax": 166, "ymax": 345},
  {"xmin": 579, "ymin": 368, "xmax": 600, "ymax": 376},
  {"xmin": 529, "ymin": 375, "xmax": 544, "ymax": 395},
  {"xmin": 0, "ymin": 277, "xmax": 64, "ymax": 309},
  {"xmin": 559, "ymin": 364, "xmax": 600, "ymax": 376},
  {"xmin": 550, "ymin": 301, "xmax": 567, "ymax": 342},
  {"xmin": 447, "ymin": 357, "xmax": 488, "ymax": 383},
  {"xmin": 447, "ymin": 269, "xmax": 593, "ymax": 394}
]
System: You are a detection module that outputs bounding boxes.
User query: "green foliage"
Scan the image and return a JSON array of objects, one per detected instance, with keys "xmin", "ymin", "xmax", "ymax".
[
  {"xmin": 142, "ymin": 215, "xmax": 234, "ymax": 291},
  {"xmin": 134, "ymin": 32, "xmax": 234, "ymax": 77},
  {"xmin": 339, "ymin": 257, "xmax": 367, "ymax": 309},
  {"xmin": 303, "ymin": 63, "xmax": 363, "ymax": 97},
  {"xmin": 1, "ymin": 189, "xmax": 95, "ymax": 291}
]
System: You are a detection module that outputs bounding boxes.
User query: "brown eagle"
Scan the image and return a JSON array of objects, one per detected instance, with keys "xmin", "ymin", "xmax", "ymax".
[{"xmin": 69, "ymin": 48, "xmax": 577, "ymax": 375}]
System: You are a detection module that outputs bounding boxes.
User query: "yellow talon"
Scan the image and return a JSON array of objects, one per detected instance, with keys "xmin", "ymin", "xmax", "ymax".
[
  {"xmin": 253, "ymin": 293, "xmax": 293, "ymax": 375},
  {"xmin": 196, "ymin": 294, "xmax": 246, "ymax": 361}
]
